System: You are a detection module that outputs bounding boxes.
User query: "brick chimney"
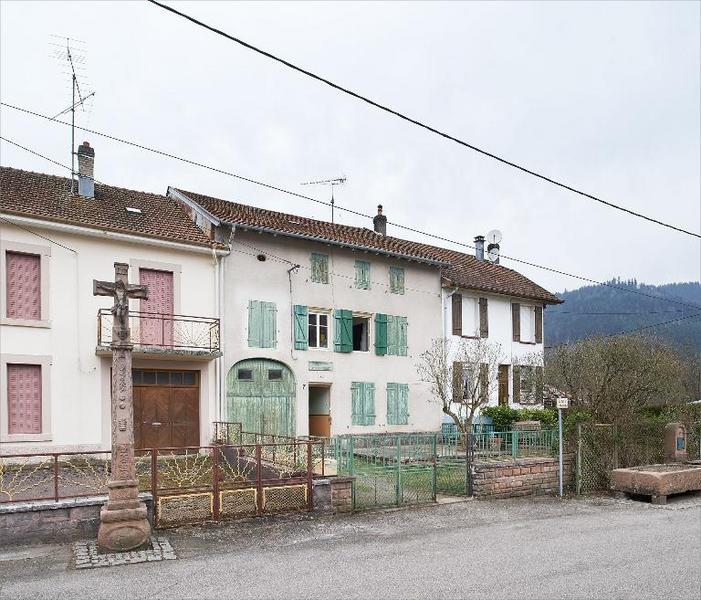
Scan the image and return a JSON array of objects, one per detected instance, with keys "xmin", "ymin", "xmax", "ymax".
[
  {"xmin": 474, "ymin": 235, "xmax": 485, "ymax": 261},
  {"xmin": 373, "ymin": 205, "xmax": 387, "ymax": 236},
  {"xmin": 77, "ymin": 141, "xmax": 95, "ymax": 198}
]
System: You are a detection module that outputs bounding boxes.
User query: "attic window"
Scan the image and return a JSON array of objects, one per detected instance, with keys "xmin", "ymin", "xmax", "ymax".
[
  {"xmin": 287, "ymin": 219, "xmax": 301, "ymax": 225},
  {"xmin": 126, "ymin": 207, "xmax": 142, "ymax": 215}
]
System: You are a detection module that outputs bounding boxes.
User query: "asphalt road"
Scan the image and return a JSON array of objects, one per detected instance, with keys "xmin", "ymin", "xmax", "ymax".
[{"xmin": 1, "ymin": 495, "xmax": 699, "ymax": 600}]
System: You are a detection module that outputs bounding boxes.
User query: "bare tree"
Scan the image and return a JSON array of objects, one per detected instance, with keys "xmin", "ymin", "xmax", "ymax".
[{"xmin": 418, "ymin": 337, "xmax": 503, "ymax": 433}]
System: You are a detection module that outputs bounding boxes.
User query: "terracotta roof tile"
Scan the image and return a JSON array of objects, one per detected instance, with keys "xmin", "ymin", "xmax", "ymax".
[
  {"xmin": 176, "ymin": 188, "xmax": 562, "ymax": 304},
  {"xmin": 1, "ymin": 167, "xmax": 215, "ymax": 248}
]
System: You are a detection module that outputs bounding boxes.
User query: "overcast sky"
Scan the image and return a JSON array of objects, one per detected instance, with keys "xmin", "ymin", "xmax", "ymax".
[{"xmin": 1, "ymin": 1, "xmax": 699, "ymax": 293}]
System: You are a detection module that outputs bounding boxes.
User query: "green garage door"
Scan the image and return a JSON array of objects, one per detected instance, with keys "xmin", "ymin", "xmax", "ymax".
[{"xmin": 226, "ymin": 359, "xmax": 296, "ymax": 438}]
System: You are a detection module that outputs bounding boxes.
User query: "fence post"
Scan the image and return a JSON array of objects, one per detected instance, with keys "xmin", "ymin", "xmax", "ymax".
[
  {"xmin": 212, "ymin": 446, "xmax": 220, "ymax": 520},
  {"xmin": 151, "ymin": 449, "xmax": 158, "ymax": 525},
  {"xmin": 396, "ymin": 435, "xmax": 402, "ymax": 506},
  {"xmin": 255, "ymin": 444, "xmax": 263, "ymax": 515},
  {"xmin": 466, "ymin": 433, "xmax": 473, "ymax": 497},
  {"xmin": 511, "ymin": 430, "xmax": 519, "ymax": 459},
  {"xmin": 321, "ymin": 439, "xmax": 325, "ymax": 478},
  {"xmin": 53, "ymin": 455, "xmax": 59, "ymax": 501},
  {"xmin": 306, "ymin": 442, "xmax": 313, "ymax": 511},
  {"xmin": 576, "ymin": 423, "xmax": 582, "ymax": 496},
  {"xmin": 432, "ymin": 434, "xmax": 437, "ymax": 502}
]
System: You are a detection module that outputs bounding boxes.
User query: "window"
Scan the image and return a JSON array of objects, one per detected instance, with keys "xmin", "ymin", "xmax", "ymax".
[
  {"xmin": 7, "ymin": 364, "xmax": 42, "ymax": 434},
  {"xmin": 387, "ymin": 383, "xmax": 409, "ymax": 425},
  {"xmin": 451, "ymin": 294, "xmax": 488, "ymax": 338},
  {"xmin": 268, "ymin": 369, "xmax": 283, "ymax": 380},
  {"xmin": 513, "ymin": 365, "xmax": 543, "ymax": 404},
  {"xmin": 352, "ymin": 316, "xmax": 369, "ymax": 352},
  {"xmin": 131, "ymin": 370, "xmax": 199, "ymax": 386},
  {"xmin": 308, "ymin": 312, "xmax": 329, "ymax": 349},
  {"xmin": 520, "ymin": 305, "xmax": 535, "ymax": 343},
  {"xmin": 374, "ymin": 314, "xmax": 407, "ymax": 356},
  {"xmin": 351, "ymin": 382, "xmax": 375, "ymax": 426},
  {"xmin": 1, "ymin": 240, "xmax": 51, "ymax": 327},
  {"xmin": 462, "ymin": 297, "xmax": 479, "ymax": 337},
  {"xmin": 248, "ymin": 300, "xmax": 277, "ymax": 348},
  {"xmin": 389, "ymin": 267, "xmax": 405, "ymax": 294},
  {"xmin": 354, "ymin": 260, "xmax": 371, "ymax": 290},
  {"xmin": 238, "ymin": 369, "xmax": 253, "ymax": 381},
  {"xmin": 310, "ymin": 253, "xmax": 329, "ymax": 284}
]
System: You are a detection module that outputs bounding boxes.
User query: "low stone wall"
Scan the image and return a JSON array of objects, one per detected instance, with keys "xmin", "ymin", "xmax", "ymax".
[
  {"xmin": 311, "ymin": 476, "xmax": 354, "ymax": 514},
  {"xmin": 0, "ymin": 493, "xmax": 154, "ymax": 547},
  {"xmin": 473, "ymin": 455, "xmax": 574, "ymax": 500}
]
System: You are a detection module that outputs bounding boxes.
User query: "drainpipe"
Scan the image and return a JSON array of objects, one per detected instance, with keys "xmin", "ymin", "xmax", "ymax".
[{"xmin": 218, "ymin": 227, "xmax": 234, "ymax": 422}]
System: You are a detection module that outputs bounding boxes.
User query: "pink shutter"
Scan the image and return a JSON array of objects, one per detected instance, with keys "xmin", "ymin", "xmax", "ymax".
[
  {"xmin": 6, "ymin": 252, "xmax": 41, "ymax": 320},
  {"xmin": 7, "ymin": 364, "xmax": 42, "ymax": 434},
  {"xmin": 139, "ymin": 269, "xmax": 174, "ymax": 346}
]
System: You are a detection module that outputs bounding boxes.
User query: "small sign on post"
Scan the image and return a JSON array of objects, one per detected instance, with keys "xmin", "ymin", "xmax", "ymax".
[{"xmin": 556, "ymin": 397, "xmax": 568, "ymax": 497}]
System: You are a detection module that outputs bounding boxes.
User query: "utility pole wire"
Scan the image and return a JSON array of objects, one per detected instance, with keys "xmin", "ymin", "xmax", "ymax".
[
  {"xmin": 147, "ymin": 0, "xmax": 700, "ymax": 240},
  {"xmin": 2, "ymin": 101, "xmax": 700, "ymax": 312}
]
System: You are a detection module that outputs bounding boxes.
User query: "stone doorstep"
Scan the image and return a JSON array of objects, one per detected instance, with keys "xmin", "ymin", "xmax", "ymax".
[
  {"xmin": 73, "ymin": 536, "xmax": 176, "ymax": 570},
  {"xmin": 0, "ymin": 492, "xmax": 154, "ymax": 515}
]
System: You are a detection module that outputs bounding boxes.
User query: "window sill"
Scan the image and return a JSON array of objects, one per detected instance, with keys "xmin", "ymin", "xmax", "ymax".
[
  {"xmin": 1, "ymin": 433, "xmax": 53, "ymax": 443},
  {"xmin": 517, "ymin": 341, "xmax": 538, "ymax": 346},
  {"xmin": 0, "ymin": 318, "xmax": 51, "ymax": 329},
  {"xmin": 461, "ymin": 335, "xmax": 480, "ymax": 340}
]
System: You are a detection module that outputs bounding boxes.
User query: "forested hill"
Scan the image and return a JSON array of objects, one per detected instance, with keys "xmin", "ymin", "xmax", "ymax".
[{"xmin": 544, "ymin": 280, "xmax": 701, "ymax": 351}]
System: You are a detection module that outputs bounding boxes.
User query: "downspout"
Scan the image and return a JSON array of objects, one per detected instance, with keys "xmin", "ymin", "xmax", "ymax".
[{"xmin": 218, "ymin": 227, "xmax": 235, "ymax": 421}]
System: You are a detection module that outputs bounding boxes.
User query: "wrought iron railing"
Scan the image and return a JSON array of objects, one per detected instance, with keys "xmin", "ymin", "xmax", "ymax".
[{"xmin": 97, "ymin": 309, "xmax": 220, "ymax": 352}]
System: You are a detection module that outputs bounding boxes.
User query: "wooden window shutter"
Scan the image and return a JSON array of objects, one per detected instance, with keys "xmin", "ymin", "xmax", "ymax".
[
  {"xmin": 261, "ymin": 301, "xmax": 277, "ymax": 348},
  {"xmin": 7, "ymin": 364, "xmax": 42, "ymax": 434},
  {"xmin": 6, "ymin": 252, "xmax": 41, "ymax": 320},
  {"xmin": 512, "ymin": 303, "xmax": 521, "ymax": 342},
  {"xmin": 389, "ymin": 267, "xmax": 405, "ymax": 294},
  {"xmin": 398, "ymin": 383, "xmax": 409, "ymax": 424},
  {"xmin": 364, "ymin": 383, "xmax": 376, "ymax": 425},
  {"xmin": 452, "ymin": 293, "xmax": 462, "ymax": 336},
  {"xmin": 535, "ymin": 366, "xmax": 544, "ymax": 403},
  {"xmin": 374, "ymin": 313, "xmax": 388, "ymax": 356},
  {"xmin": 335, "ymin": 309, "xmax": 353, "ymax": 353},
  {"xmin": 479, "ymin": 298, "xmax": 489, "ymax": 338},
  {"xmin": 397, "ymin": 316, "xmax": 408, "ymax": 356},
  {"xmin": 248, "ymin": 300, "xmax": 262, "ymax": 347},
  {"xmin": 512, "ymin": 365, "xmax": 521, "ymax": 403},
  {"xmin": 479, "ymin": 363, "xmax": 489, "ymax": 402},
  {"xmin": 310, "ymin": 253, "xmax": 329, "ymax": 284},
  {"xmin": 293, "ymin": 305, "xmax": 308, "ymax": 350},
  {"xmin": 535, "ymin": 306, "xmax": 543, "ymax": 344},
  {"xmin": 452, "ymin": 361, "xmax": 464, "ymax": 402},
  {"xmin": 351, "ymin": 382, "xmax": 362, "ymax": 425},
  {"xmin": 386, "ymin": 315, "xmax": 397, "ymax": 356},
  {"xmin": 355, "ymin": 260, "xmax": 371, "ymax": 290},
  {"xmin": 386, "ymin": 382, "xmax": 397, "ymax": 424}
]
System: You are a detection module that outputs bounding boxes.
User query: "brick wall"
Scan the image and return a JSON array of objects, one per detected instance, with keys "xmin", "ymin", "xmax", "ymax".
[
  {"xmin": 330, "ymin": 477, "xmax": 354, "ymax": 513},
  {"xmin": 473, "ymin": 454, "xmax": 574, "ymax": 500}
]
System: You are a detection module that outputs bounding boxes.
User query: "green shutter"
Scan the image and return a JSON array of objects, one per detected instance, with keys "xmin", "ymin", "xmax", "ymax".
[
  {"xmin": 389, "ymin": 267, "xmax": 405, "ymax": 294},
  {"xmin": 387, "ymin": 315, "xmax": 397, "ymax": 356},
  {"xmin": 293, "ymin": 305, "xmax": 308, "ymax": 350},
  {"xmin": 364, "ymin": 383, "xmax": 376, "ymax": 425},
  {"xmin": 351, "ymin": 382, "xmax": 362, "ymax": 425},
  {"xmin": 397, "ymin": 383, "xmax": 409, "ymax": 425},
  {"xmin": 261, "ymin": 301, "xmax": 277, "ymax": 348},
  {"xmin": 334, "ymin": 309, "xmax": 353, "ymax": 353},
  {"xmin": 248, "ymin": 300, "xmax": 262, "ymax": 347},
  {"xmin": 355, "ymin": 260, "xmax": 371, "ymax": 290},
  {"xmin": 311, "ymin": 253, "xmax": 329, "ymax": 284},
  {"xmin": 386, "ymin": 383, "xmax": 397, "ymax": 425},
  {"xmin": 375, "ymin": 313, "xmax": 388, "ymax": 356},
  {"xmin": 397, "ymin": 316, "xmax": 408, "ymax": 356}
]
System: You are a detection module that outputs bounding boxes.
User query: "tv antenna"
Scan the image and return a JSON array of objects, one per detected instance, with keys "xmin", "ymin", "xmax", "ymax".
[
  {"xmin": 49, "ymin": 35, "xmax": 95, "ymax": 193},
  {"xmin": 486, "ymin": 229, "xmax": 502, "ymax": 264},
  {"xmin": 300, "ymin": 177, "xmax": 346, "ymax": 223}
]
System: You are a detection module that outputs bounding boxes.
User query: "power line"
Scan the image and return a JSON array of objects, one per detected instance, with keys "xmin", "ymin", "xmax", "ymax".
[
  {"xmin": 2, "ymin": 102, "xmax": 700, "ymax": 312},
  {"xmin": 147, "ymin": 0, "xmax": 701, "ymax": 240},
  {"xmin": 548, "ymin": 309, "xmax": 690, "ymax": 316}
]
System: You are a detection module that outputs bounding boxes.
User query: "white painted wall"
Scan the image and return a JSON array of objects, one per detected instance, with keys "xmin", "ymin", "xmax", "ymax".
[
  {"xmin": 221, "ymin": 230, "xmax": 444, "ymax": 436},
  {"xmin": 442, "ymin": 287, "xmax": 545, "ymax": 411},
  {"xmin": 0, "ymin": 220, "xmax": 218, "ymax": 454}
]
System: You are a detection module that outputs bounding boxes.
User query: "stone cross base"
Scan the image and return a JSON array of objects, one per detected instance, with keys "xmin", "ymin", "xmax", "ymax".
[{"xmin": 97, "ymin": 479, "xmax": 150, "ymax": 552}]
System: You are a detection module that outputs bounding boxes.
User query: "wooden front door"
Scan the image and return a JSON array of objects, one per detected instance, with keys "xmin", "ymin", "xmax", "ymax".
[
  {"xmin": 226, "ymin": 359, "xmax": 296, "ymax": 438},
  {"xmin": 498, "ymin": 365, "xmax": 509, "ymax": 406},
  {"xmin": 139, "ymin": 269, "xmax": 174, "ymax": 347},
  {"xmin": 133, "ymin": 369, "xmax": 199, "ymax": 449},
  {"xmin": 308, "ymin": 385, "xmax": 331, "ymax": 437}
]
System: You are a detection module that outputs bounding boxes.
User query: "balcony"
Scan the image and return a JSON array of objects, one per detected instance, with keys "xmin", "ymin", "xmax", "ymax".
[{"xmin": 96, "ymin": 309, "xmax": 221, "ymax": 360}]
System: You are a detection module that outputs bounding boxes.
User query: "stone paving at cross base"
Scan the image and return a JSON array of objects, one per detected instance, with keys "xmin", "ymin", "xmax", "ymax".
[{"xmin": 73, "ymin": 537, "xmax": 176, "ymax": 569}]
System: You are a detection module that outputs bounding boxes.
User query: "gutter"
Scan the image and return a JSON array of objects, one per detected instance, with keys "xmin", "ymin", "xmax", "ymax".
[{"xmin": 0, "ymin": 214, "xmax": 229, "ymax": 256}]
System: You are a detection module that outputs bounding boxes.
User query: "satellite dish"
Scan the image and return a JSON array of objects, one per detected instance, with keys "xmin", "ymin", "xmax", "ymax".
[
  {"xmin": 487, "ymin": 247, "xmax": 500, "ymax": 262},
  {"xmin": 486, "ymin": 229, "xmax": 502, "ymax": 245}
]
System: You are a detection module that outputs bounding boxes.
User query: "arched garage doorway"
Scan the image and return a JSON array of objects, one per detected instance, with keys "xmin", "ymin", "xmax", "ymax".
[{"xmin": 226, "ymin": 359, "xmax": 296, "ymax": 438}]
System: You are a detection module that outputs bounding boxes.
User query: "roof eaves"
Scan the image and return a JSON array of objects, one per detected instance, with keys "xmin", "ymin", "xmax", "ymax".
[{"xmin": 169, "ymin": 187, "xmax": 222, "ymax": 226}]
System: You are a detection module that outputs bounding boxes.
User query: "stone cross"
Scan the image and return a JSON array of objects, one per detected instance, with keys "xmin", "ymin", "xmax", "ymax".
[{"xmin": 93, "ymin": 262, "xmax": 151, "ymax": 551}]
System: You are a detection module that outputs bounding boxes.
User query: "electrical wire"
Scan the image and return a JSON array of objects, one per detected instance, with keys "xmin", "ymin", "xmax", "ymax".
[
  {"xmin": 0, "ymin": 216, "xmax": 78, "ymax": 253},
  {"xmin": 147, "ymin": 0, "xmax": 701, "ymax": 240},
  {"xmin": 2, "ymin": 105, "xmax": 699, "ymax": 311}
]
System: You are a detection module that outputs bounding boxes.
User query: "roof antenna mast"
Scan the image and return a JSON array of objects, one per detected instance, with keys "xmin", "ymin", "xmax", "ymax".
[
  {"xmin": 300, "ymin": 177, "xmax": 347, "ymax": 224},
  {"xmin": 49, "ymin": 35, "xmax": 95, "ymax": 193}
]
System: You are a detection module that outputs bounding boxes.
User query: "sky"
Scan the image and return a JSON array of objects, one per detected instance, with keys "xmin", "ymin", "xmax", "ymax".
[{"xmin": 1, "ymin": 0, "xmax": 699, "ymax": 293}]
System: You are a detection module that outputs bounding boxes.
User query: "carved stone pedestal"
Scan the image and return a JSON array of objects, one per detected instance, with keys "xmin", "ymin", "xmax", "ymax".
[{"xmin": 97, "ymin": 479, "xmax": 150, "ymax": 551}]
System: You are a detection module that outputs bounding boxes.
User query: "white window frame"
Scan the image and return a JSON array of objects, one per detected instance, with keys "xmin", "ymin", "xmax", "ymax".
[
  {"xmin": 0, "ymin": 240, "xmax": 51, "ymax": 328},
  {"xmin": 461, "ymin": 296, "xmax": 479, "ymax": 338},
  {"xmin": 520, "ymin": 304, "xmax": 536, "ymax": 344},
  {"xmin": 352, "ymin": 311, "xmax": 372, "ymax": 353},
  {"xmin": 308, "ymin": 308, "xmax": 332, "ymax": 350},
  {"xmin": 0, "ymin": 354, "xmax": 52, "ymax": 442}
]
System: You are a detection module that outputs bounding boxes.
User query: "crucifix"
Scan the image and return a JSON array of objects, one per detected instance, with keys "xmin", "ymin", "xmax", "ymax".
[{"xmin": 93, "ymin": 262, "xmax": 151, "ymax": 551}]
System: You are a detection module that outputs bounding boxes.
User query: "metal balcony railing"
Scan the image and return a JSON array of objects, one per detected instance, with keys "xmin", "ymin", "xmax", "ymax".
[{"xmin": 97, "ymin": 309, "xmax": 220, "ymax": 353}]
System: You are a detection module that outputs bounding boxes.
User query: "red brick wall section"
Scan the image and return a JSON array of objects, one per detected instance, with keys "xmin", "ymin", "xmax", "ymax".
[
  {"xmin": 330, "ymin": 477, "xmax": 354, "ymax": 513},
  {"xmin": 473, "ymin": 455, "xmax": 574, "ymax": 500}
]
